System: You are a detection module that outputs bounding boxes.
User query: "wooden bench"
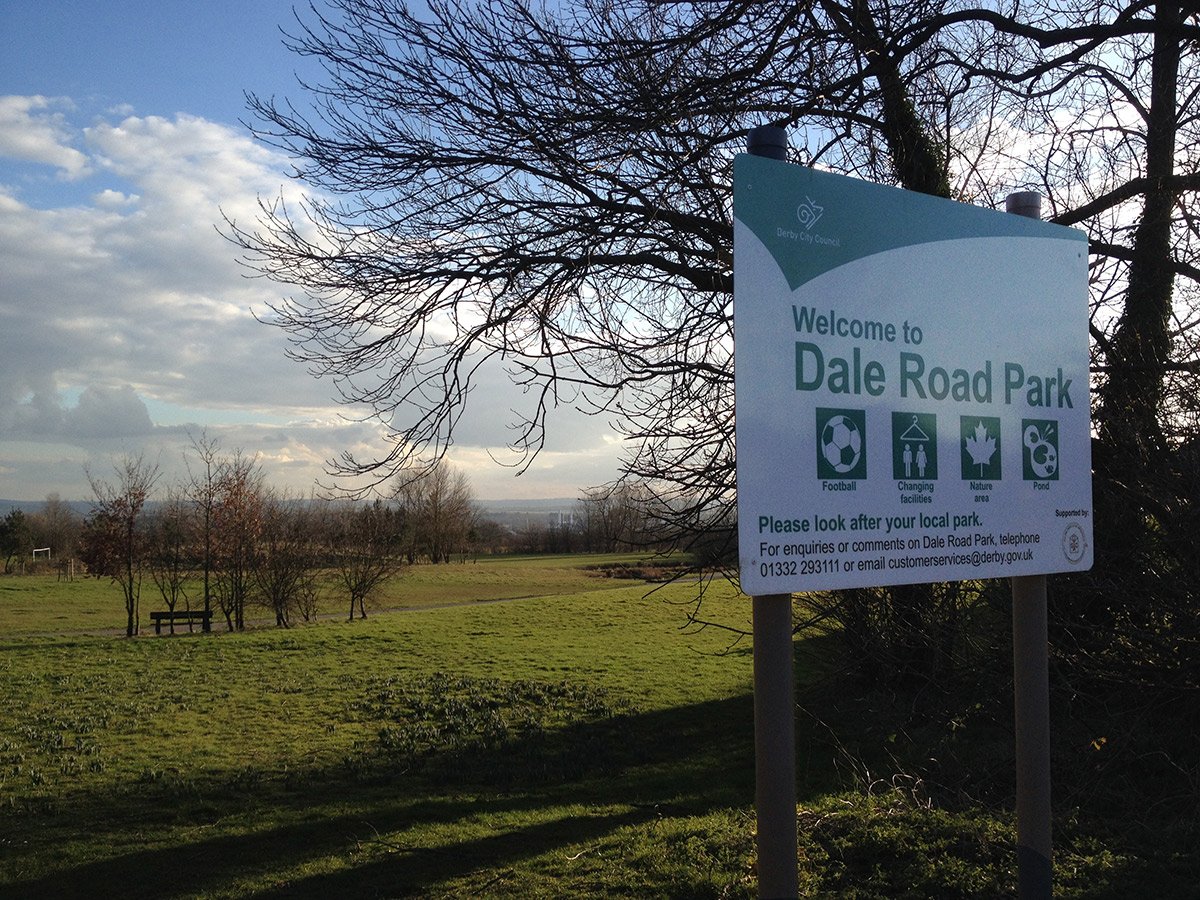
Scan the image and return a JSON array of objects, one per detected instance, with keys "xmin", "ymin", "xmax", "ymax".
[{"xmin": 149, "ymin": 609, "xmax": 213, "ymax": 634}]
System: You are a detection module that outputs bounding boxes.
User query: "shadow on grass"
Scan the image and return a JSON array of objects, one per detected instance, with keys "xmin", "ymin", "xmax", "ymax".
[
  {"xmin": 1, "ymin": 692, "xmax": 756, "ymax": 899},
  {"xmin": 6, "ymin": 635, "xmax": 1188, "ymax": 899},
  {"xmin": 4, "ymin": 796, "xmax": 654, "ymax": 899}
]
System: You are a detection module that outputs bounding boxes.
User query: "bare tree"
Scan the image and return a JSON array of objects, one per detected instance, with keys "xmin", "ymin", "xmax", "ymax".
[
  {"xmin": 926, "ymin": 1, "xmax": 1200, "ymax": 680},
  {"xmin": 227, "ymin": 0, "xmax": 1007, "ymax": 552},
  {"xmin": 223, "ymin": 0, "xmax": 1004, "ymax": 682},
  {"xmin": 185, "ymin": 430, "xmax": 223, "ymax": 632},
  {"xmin": 232, "ymin": 0, "xmax": 1200, "ymax": 686},
  {"xmin": 146, "ymin": 491, "xmax": 194, "ymax": 633},
  {"xmin": 255, "ymin": 492, "xmax": 318, "ymax": 627},
  {"xmin": 390, "ymin": 462, "xmax": 477, "ymax": 563},
  {"xmin": 420, "ymin": 464, "xmax": 476, "ymax": 564},
  {"xmin": 211, "ymin": 450, "xmax": 265, "ymax": 631},
  {"xmin": 390, "ymin": 475, "xmax": 426, "ymax": 565},
  {"xmin": 575, "ymin": 484, "xmax": 656, "ymax": 552},
  {"xmin": 85, "ymin": 455, "xmax": 159, "ymax": 637},
  {"xmin": 31, "ymin": 493, "xmax": 81, "ymax": 564},
  {"xmin": 327, "ymin": 500, "xmax": 398, "ymax": 620}
]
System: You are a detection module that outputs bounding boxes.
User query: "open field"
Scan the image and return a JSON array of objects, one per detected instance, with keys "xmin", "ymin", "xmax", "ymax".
[
  {"xmin": 0, "ymin": 558, "xmax": 1195, "ymax": 897},
  {"xmin": 0, "ymin": 553, "xmax": 668, "ymax": 636}
]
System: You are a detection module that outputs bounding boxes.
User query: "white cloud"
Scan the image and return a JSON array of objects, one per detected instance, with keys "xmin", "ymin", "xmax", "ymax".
[
  {"xmin": 92, "ymin": 188, "xmax": 138, "ymax": 209},
  {"xmin": 0, "ymin": 96, "xmax": 91, "ymax": 180},
  {"xmin": 0, "ymin": 97, "xmax": 622, "ymax": 502},
  {"xmin": 66, "ymin": 385, "xmax": 155, "ymax": 439},
  {"xmin": 0, "ymin": 101, "xmax": 339, "ymax": 496},
  {"xmin": 1, "ymin": 106, "xmax": 321, "ymax": 413}
]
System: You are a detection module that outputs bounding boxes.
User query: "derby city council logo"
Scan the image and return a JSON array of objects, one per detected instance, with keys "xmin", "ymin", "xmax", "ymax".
[{"xmin": 797, "ymin": 196, "xmax": 824, "ymax": 230}]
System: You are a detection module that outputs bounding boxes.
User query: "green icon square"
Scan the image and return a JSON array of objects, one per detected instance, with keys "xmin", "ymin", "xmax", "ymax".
[
  {"xmin": 1022, "ymin": 419, "xmax": 1060, "ymax": 480},
  {"xmin": 961, "ymin": 416, "xmax": 1001, "ymax": 480},
  {"xmin": 892, "ymin": 412, "xmax": 937, "ymax": 480},
  {"xmin": 817, "ymin": 407, "xmax": 866, "ymax": 479}
]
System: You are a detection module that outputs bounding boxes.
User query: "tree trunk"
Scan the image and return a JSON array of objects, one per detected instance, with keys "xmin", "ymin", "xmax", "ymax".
[
  {"xmin": 1092, "ymin": 0, "xmax": 1182, "ymax": 590},
  {"xmin": 1096, "ymin": 1, "xmax": 1181, "ymax": 462}
]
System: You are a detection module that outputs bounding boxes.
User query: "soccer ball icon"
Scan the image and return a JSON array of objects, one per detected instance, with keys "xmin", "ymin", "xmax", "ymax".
[{"xmin": 821, "ymin": 415, "xmax": 862, "ymax": 474}]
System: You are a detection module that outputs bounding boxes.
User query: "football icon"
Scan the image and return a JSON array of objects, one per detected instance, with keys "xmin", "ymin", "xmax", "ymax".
[{"xmin": 821, "ymin": 415, "xmax": 862, "ymax": 473}]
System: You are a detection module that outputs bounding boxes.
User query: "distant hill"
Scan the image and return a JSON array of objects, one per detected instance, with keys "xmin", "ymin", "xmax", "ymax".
[
  {"xmin": 0, "ymin": 499, "xmax": 92, "ymax": 517},
  {"xmin": 474, "ymin": 498, "xmax": 579, "ymax": 532},
  {"xmin": 475, "ymin": 497, "xmax": 576, "ymax": 514},
  {"xmin": 0, "ymin": 497, "xmax": 578, "ymax": 523}
]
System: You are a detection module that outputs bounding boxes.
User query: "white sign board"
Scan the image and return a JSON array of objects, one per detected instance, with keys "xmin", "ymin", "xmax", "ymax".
[{"xmin": 734, "ymin": 156, "xmax": 1093, "ymax": 595}]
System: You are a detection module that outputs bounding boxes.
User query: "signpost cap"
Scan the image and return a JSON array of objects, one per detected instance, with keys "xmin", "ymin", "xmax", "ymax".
[
  {"xmin": 1005, "ymin": 191, "xmax": 1042, "ymax": 220},
  {"xmin": 748, "ymin": 125, "xmax": 788, "ymax": 160}
]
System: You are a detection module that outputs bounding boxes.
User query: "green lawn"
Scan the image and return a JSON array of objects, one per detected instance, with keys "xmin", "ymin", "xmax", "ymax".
[
  {"xmin": 0, "ymin": 559, "xmax": 1193, "ymax": 897},
  {"xmin": 0, "ymin": 553, "xmax": 674, "ymax": 635},
  {"xmin": 0, "ymin": 563, "xmax": 763, "ymax": 897}
]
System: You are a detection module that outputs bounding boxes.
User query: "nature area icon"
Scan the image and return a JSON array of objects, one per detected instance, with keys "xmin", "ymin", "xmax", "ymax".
[
  {"xmin": 961, "ymin": 416, "xmax": 1002, "ymax": 480},
  {"xmin": 891, "ymin": 412, "xmax": 937, "ymax": 479},
  {"xmin": 816, "ymin": 407, "xmax": 866, "ymax": 479}
]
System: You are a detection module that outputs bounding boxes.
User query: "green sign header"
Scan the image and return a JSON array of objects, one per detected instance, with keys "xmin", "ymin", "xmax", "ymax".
[{"xmin": 734, "ymin": 154, "xmax": 1087, "ymax": 291}]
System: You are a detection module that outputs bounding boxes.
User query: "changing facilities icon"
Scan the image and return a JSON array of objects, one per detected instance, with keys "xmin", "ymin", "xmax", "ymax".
[{"xmin": 892, "ymin": 412, "xmax": 937, "ymax": 479}]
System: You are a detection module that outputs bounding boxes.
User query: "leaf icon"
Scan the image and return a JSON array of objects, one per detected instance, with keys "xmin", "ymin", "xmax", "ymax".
[{"xmin": 965, "ymin": 421, "xmax": 997, "ymax": 477}]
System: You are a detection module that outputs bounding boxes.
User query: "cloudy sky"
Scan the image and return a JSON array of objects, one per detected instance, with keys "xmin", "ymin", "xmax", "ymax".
[{"xmin": 0, "ymin": 1, "xmax": 622, "ymax": 503}]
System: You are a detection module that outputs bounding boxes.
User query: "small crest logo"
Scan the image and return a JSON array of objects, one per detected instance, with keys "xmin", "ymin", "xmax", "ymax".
[
  {"xmin": 797, "ymin": 196, "xmax": 824, "ymax": 230},
  {"xmin": 1062, "ymin": 523, "xmax": 1087, "ymax": 564}
]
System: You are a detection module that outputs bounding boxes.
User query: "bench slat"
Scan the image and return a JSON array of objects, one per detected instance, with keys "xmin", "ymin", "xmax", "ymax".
[{"xmin": 149, "ymin": 610, "xmax": 213, "ymax": 634}]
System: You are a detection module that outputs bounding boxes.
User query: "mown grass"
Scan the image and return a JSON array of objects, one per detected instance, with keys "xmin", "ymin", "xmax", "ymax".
[
  {"xmin": 0, "ymin": 552, "xmax": 669, "ymax": 635},
  {"xmin": 0, "ymin": 559, "xmax": 1195, "ymax": 897},
  {"xmin": 0, "ymin": 566, "xmax": 760, "ymax": 898},
  {"xmin": 0, "ymin": 575, "xmax": 122, "ymax": 635}
]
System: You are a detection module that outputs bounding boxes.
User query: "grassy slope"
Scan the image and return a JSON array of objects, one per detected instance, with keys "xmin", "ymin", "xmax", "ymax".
[
  {"xmin": 0, "ymin": 561, "xmax": 1195, "ymax": 897},
  {"xmin": 0, "ymin": 566, "xmax": 763, "ymax": 898},
  {"xmin": 0, "ymin": 553, "xmax": 658, "ymax": 635}
]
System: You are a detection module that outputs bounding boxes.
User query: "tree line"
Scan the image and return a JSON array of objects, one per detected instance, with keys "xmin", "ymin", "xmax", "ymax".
[
  {"xmin": 2, "ymin": 436, "xmax": 673, "ymax": 636},
  {"xmin": 15, "ymin": 436, "xmax": 484, "ymax": 636},
  {"xmin": 0, "ymin": 494, "xmax": 80, "ymax": 577},
  {"xmin": 511, "ymin": 484, "xmax": 668, "ymax": 555}
]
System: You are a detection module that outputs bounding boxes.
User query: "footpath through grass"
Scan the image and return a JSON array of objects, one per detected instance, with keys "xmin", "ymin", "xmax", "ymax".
[{"xmin": 0, "ymin": 558, "xmax": 1194, "ymax": 897}]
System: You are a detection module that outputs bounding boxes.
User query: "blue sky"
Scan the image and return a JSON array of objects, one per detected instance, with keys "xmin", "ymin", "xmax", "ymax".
[
  {"xmin": 0, "ymin": 1, "xmax": 620, "ymax": 502},
  {"xmin": 4, "ymin": 2, "xmax": 303, "ymax": 119},
  {"xmin": 2, "ymin": 1, "xmax": 315, "ymax": 206}
]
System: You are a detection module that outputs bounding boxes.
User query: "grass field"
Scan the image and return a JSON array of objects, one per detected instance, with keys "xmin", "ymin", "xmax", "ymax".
[
  {"xmin": 0, "ymin": 553, "xmax": 665, "ymax": 635},
  {"xmin": 0, "ymin": 557, "xmax": 1195, "ymax": 897}
]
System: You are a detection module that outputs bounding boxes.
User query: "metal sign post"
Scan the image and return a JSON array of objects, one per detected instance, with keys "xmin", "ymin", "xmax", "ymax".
[
  {"xmin": 752, "ymin": 592, "xmax": 798, "ymax": 899},
  {"xmin": 746, "ymin": 125, "xmax": 799, "ymax": 900},
  {"xmin": 1006, "ymin": 191, "xmax": 1053, "ymax": 900}
]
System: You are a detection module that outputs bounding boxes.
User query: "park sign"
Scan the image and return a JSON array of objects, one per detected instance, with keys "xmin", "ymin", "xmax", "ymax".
[{"xmin": 733, "ymin": 154, "xmax": 1093, "ymax": 595}]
